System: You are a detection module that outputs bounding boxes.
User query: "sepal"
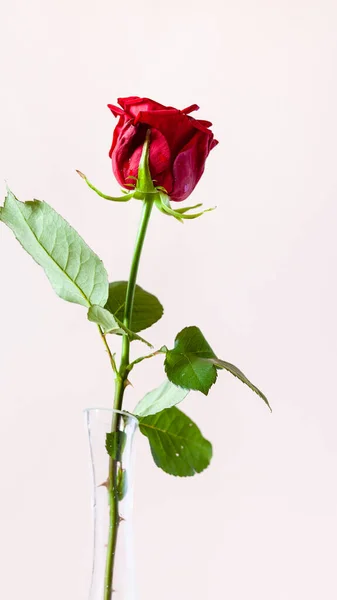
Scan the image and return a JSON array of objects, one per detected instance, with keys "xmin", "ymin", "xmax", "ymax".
[
  {"xmin": 76, "ymin": 170, "xmax": 135, "ymax": 202},
  {"xmin": 155, "ymin": 191, "xmax": 216, "ymax": 222}
]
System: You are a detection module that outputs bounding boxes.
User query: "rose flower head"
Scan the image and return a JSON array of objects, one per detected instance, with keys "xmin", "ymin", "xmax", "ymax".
[{"xmin": 108, "ymin": 96, "xmax": 218, "ymax": 202}]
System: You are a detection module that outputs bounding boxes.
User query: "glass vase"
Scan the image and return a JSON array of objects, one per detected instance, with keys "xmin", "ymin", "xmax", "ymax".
[{"xmin": 85, "ymin": 408, "xmax": 138, "ymax": 600}]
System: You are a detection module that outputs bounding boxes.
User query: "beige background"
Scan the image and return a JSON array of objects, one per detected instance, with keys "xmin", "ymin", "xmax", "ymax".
[{"xmin": 1, "ymin": 0, "xmax": 337, "ymax": 598}]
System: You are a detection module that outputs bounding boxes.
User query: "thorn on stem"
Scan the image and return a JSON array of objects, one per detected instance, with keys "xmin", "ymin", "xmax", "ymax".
[
  {"xmin": 98, "ymin": 478, "xmax": 110, "ymax": 489},
  {"xmin": 76, "ymin": 169, "xmax": 86, "ymax": 179}
]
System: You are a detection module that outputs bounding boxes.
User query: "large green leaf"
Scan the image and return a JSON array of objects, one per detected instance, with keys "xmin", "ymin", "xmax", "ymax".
[
  {"xmin": 134, "ymin": 380, "xmax": 189, "ymax": 417},
  {"xmin": 138, "ymin": 407, "xmax": 212, "ymax": 477},
  {"xmin": 105, "ymin": 281, "xmax": 163, "ymax": 332},
  {"xmin": 0, "ymin": 190, "xmax": 108, "ymax": 307},
  {"xmin": 87, "ymin": 305, "xmax": 152, "ymax": 347},
  {"xmin": 165, "ymin": 326, "xmax": 270, "ymax": 407},
  {"xmin": 165, "ymin": 326, "xmax": 217, "ymax": 395},
  {"xmin": 88, "ymin": 305, "xmax": 124, "ymax": 334}
]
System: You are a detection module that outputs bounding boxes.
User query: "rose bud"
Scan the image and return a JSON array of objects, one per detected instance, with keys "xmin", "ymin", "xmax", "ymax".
[{"xmin": 108, "ymin": 96, "xmax": 218, "ymax": 202}]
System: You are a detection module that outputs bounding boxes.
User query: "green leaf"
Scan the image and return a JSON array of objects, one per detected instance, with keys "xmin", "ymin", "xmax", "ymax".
[
  {"xmin": 134, "ymin": 380, "xmax": 189, "ymax": 417},
  {"xmin": 165, "ymin": 326, "xmax": 270, "ymax": 407},
  {"xmin": 105, "ymin": 281, "xmax": 163, "ymax": 332},
  {"xmin": 88, "ymin": 305, "xmax": 153, "ymax": 347},
  {"xmin": 209, "ymin": 358, "xmax": 271, "ymax": 411},
  {"xmin": 0, "ymin": 189, "xmax": 108, "ymax": 307},
  {"xmin": 105, "ymin": 431, "xmax": 127, "ymax": 461},
  {"xmin": 88, "ymin": 305, "xmax": 124, "ymax": 334},
  {"xmin": 138, "ymin": 407, "xmax": 212, "ymax": 477},
  {"xmin": 165, "ymin": 326, "xmax": 217, "ymax": 395},
  {"xmin": 117, "ymin": 468, "xmax": 128, "ymax": 501}
]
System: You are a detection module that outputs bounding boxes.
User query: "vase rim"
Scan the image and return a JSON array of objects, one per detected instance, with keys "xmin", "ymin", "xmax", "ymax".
[{"xmin": 84, "ymin": 407, "xmax": 139, "ymax": 424}]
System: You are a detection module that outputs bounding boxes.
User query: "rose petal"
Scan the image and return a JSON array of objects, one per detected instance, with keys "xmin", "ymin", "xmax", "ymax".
[
  {"xmin": 107, "ymin": 103, "xmax": 125, "ymax": 117},
  {"xmin": 181, "ymin": 104, "xmax": 200, "ymax": 114},
  {"xmin": 118, "ymin": 97, "xmax": 167, "ymax": 118},
  {"xmin": 171, "ymin": 132, "xmax": 212, "ymax": 201},
  {"xmin": 135, "ymin": 109, "xmax": 196, "ymax": 157}
]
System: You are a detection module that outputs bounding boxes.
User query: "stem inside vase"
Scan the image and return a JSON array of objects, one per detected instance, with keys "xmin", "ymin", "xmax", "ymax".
[{"xmin": 86, "ymin": 409, "xmax": 138, "ymax": 600}]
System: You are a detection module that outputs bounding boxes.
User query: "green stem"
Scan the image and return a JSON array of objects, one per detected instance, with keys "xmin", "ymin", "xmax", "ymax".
[
  {"xmin": 103, "ymin": 196, "xmax": 154, "ymax": 600},
  {"xmin": 127, "ymin": 347, "xmax": 166, "ymax": 374},
  {"xmin": 119, "ymin": 196, "xmax": 154, "ymax": 382},
  {"xmin": 97, "ymin": 325, "xmax": 117, "ymax": 373},
  {"xmin": 103, "ymin": 377, "xmax": 123, "ymax": 600}
]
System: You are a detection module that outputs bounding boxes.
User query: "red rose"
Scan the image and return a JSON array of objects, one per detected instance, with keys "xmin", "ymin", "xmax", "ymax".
[{"xmin": 108, "ymin": 96, "xmax": 218, "ymax": 202}]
